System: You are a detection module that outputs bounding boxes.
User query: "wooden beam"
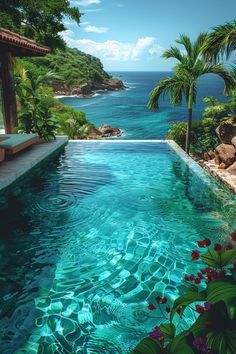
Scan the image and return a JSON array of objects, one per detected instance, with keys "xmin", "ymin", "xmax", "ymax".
[{"xmin": 1, "ymin": 51, "xmax": 17, "ymax": 133}]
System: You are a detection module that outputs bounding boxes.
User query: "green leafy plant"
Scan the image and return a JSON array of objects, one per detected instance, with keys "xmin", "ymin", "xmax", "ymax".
[
  {"xmin": 168, "ymin": 93, "xmax": 236, "ymax": 156},
  {"xmin": 131, "ymin": 233, "xmax": 236, "ymax": 354}
]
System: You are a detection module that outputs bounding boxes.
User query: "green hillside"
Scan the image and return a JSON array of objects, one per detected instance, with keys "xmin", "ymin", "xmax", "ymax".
[{"xmin": 21, "ymin": 48, "xmax": 111, "ymax": 88}]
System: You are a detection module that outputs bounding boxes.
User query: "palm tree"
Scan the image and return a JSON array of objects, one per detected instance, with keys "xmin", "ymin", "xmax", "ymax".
[
  {"xmin": 148, "ymin": 33, "xmax": 235, "ymax": 154},
  {"xmin": 202, "ymin": 21, "xmax": 236, "ymax": 62}
]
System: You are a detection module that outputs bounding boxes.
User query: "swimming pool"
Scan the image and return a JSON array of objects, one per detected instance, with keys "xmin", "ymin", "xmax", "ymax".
[{"xmin": 0, "ymin": 141, "xmax": 236, "ymax": 353}]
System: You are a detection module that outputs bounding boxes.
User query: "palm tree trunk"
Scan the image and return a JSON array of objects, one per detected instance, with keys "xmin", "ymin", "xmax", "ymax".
[{"xmin": 185, "ymin": 87, "xmax": 193, "ymax": 154}]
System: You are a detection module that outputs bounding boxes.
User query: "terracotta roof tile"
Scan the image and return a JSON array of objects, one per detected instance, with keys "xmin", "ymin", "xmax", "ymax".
[{"xmin": 0, "ymin": 27, "xmax": 49, "ymax": 56}]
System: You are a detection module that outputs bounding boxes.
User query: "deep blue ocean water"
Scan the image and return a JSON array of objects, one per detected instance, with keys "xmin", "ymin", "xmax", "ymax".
[{"xmin": 59, "ymin": 71, "xmax": 226, "ymax": 139}]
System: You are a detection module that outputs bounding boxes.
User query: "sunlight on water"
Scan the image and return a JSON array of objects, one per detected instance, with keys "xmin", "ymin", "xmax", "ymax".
[{"xmin": 0, "ymin": 142, "xmax": 236, "ymax": 353}]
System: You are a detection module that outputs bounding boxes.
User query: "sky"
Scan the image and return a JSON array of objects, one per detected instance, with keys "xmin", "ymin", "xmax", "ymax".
[{"xmin": 62, "ymin": 0, "xmax": 236, "ymax": 71}]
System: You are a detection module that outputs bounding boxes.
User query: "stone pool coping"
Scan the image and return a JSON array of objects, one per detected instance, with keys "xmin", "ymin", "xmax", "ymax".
[{"xmin": 0, "ymin": 136, "xmax": 68, "ymax": 192}]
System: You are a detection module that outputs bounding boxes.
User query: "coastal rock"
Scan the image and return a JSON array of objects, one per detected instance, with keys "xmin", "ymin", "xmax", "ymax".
[
  {"xmin": 93, "ymin": 78, "xmax": 125, "ymax": 91},
  {"xmin": 215, "ymin": 118, "xmax": 236, "ymax": 144},
  {"xmin": 98, "ymin": 124, "xmax": 122, "ymax": 137},
  {"xmin": 219, "ymin": 162, "xmax": 226, "ymax": 169},
  {"xmin": 231, "ymin": 136, "xmax": 236, "ymax": 148},
  {"xmin": 204, "ymin": 150, "xmax": 215, "ymax": 161},
  {"xmin": 71, "ymin": 82, "xmax": 93, "ymax": 96},
  {"xmin": 53, "ymin": 78, "xmax": 125, "ymax": 97},
  {"xmin": 215, "ymin": 143, "xmax": 236, "ymax": 166},
  {"xmin": 226, "ymin": 161, "xmax": 236, "ymax": 175}
]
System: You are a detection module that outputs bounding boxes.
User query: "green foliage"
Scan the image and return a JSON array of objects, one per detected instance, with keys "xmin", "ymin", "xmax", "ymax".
[
  {"xmin": 148, "ymin": 32, "xmax": 235, "ymax": 153},
  {"xmin": 131, "ymin": 338, "xmax": 162, "ymax": 354},
  {"xmin": 167, "ymin": 122, "xmax": 187, "ymax": 148},
  {"xmin": 168, "ymin": 93, "xmax": 236, "ymax": 156},
  {"xmin": 15, "ymin": 61, "xmax": 94, "ymax": 140},
  {"xmin": 53, "ymin": 104, "xmax": 95, "ymax": 139},
  {"xmin": 21, "ymin": 48, "xmax": 110, "ymax": 89},
  {"xmin": 132, "ymin": 235, "xmax": 236, "ymax": 354},
  {"xmin": 0, "ymin": 0, "xmax": 81, "ymax": 49},
  {"xmin": 16, "ymin": 47, "xmax": 111, "ymax": 97}
]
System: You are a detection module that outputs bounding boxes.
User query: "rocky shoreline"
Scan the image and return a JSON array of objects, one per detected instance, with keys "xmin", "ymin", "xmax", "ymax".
[
  {"xmin": 53, "ymin": 78, "xmax": 126, "ymax": 97},
  {"xmin": 88, "ymin": 125, "xmax": 123, "ymax": 139}
]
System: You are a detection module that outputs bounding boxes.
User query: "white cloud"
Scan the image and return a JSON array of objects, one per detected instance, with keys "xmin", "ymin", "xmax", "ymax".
[
  {"xmin": 62, "ymin": 31, "xmax": 163, "ymax": 61},
  {"xmin": 71, "ymin": 0, "xmax": 101, "ymax": 6},
  {"xmin": 84, "ymin": 25, "xmax": 108, "ymax": 33}
]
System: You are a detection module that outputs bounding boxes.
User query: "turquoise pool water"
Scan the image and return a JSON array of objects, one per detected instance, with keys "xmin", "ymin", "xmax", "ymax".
[{"xmin": 0, "ymin": 141, "xmax": 236, "ymax": 353}]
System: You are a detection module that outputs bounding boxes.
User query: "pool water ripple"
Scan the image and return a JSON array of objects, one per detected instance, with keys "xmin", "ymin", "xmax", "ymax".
[{"xmin": 1, "ymin": 142, "xmax": 236, "ymax": 353}]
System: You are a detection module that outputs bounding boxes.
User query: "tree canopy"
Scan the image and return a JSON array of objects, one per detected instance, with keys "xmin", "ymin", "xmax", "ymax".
[{"xmin": 0, "ymin": 0, "xmax": 81, "ymax": 49}]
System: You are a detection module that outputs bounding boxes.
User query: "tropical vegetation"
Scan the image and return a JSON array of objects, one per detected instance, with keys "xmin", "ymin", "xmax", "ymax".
[
  {"xmin": 132, "ymin": 233, "xmax": 236, "ymax": 354},
  {"xmin": 15, "ymin": 61, "xmax": 96, "ymax": 140},
  {"xmin": 20, "ymin": 47, "xmax": 110, "ymax": 89},
  {"xmin": 0, "ymin": 0, "xmax": 81, "ymax": 49},
  {"xmin": 148, "ymin": 33, "xmax": 235, "ymax": 154}
]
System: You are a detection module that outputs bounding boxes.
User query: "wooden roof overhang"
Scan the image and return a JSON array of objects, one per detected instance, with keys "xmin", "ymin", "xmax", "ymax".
[
  {"xmin": 0, "ymin": 28, "xmax": 49, "ymax": 57},
  {"xmin": 0, "ymin": 28, "xmax": 50, "ymax": 134}
]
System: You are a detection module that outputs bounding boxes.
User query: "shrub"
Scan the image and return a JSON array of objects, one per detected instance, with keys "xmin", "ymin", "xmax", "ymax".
[
  {"xmin": 167, "ymin": 122, "xmax": 187, "ymax": 149},
  {"xmin": 131, "ymin": 234, "xmax": 236, "ymax": 354}
]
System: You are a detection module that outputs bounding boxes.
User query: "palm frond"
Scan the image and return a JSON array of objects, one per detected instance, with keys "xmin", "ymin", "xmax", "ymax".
[
  {"xmin": 162, "ymin": 46, "xmax": 185, "ymax": 62},
  {"xmin": 176, "ymin": 34, "xmax": 192, "ymax": 56},
  {"xmin": 148, "ymin": 75, "xmax": 191, "ymax": 110},
  {"xmin": 202, "ymin": 21, "xmax": 236, "ymax": 61},
  {"xmin": 201, "ymin": 63, "xmax": 236, "ymax": 94}
]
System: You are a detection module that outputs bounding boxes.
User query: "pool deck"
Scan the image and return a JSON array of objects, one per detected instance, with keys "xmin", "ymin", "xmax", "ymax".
[{"xmin": 0, "ymin": 136, "xmax": 68, "ymax": 192}]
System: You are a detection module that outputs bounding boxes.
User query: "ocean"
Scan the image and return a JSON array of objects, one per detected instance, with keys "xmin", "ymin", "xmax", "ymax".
[{"xmin": 59, "ymin": 71, "xmax": 227, "ymax": 139}]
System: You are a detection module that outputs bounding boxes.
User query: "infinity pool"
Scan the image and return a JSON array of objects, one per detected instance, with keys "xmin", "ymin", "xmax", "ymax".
[{"xmin": 1, "ymin": 141, "xmax": 236, "ymax": 353}]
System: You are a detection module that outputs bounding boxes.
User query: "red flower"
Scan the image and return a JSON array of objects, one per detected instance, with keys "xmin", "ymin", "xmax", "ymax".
[
  {"xmin": 192, "ymin": 250, "xmax": 200, "ymax": 261},
  {"xmin": 197, "ymin": 272, "xmax": 203, "ymax": 279},
  {"xmin": 234, "ymin": 261, "xmax": 236, "ymax": 268},
  {"xmin": 165, "ymin": 306, "xmax": 171, "ymax": 313},
  {"xmin": 225, "ymin": 243, "xmax": 233, "ymax": 250},
  {"xmin": 184, "ymin": 275, "xmax": 190, "ymax": 281},
  {"xmin": 231, "ymin": 232, "xmax": 236, "ymax": 242},
  {"xmin": 148, "ymin": 304, "xmax": 156, "ymax": 311},
  {"xmin": 197, "ymin": 240, "xmax": 206, "ymax": 248},
  {"xmin": 200, "ymin": 268, "xmax": 207, "ymax": 274},
  {"xmin": 205, "ymin": 238, "xmax": 211, "ymax": 246},
  {"xmin": 156, "ymin": 296, "xmax": 162, "ymax": 303},
  {"xmin": 161, "ymin": 297, "xmax": 167, "ymax": 304},
  {"xmin": 196, "ymin": 305, "xmax": 204, "ymax": 314},
  {"xmin": 189, "ymin": 274, "xmax": 195, "ymax": 280},
  {"xmin": 214, "ymin": 243, "xmax": 222, "ymax": 252},
  {"xmin": 194, "ymin": 278, "xmax": 201, "ymax": 284}
]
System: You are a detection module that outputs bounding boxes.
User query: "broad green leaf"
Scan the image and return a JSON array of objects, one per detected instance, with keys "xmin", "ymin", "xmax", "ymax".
[
  {"xmin": 207, "ymin": 330, "xmax": 236, "ymax": 354},
  {"xmin": 219, "ymin": 249, "xmax": 236, "ymax": 266},
  {"xmin": 201, "ymin": 248, "xmax": 221, "ymax": 267},
  {"xmin": 207, "ymin": 278, "xmax": 236, "ymax": 304},
  {"xmin": 170, "ymin": 286, "xmax": 206, "ymax": 321},
  {"xmin": 131, "ymin": 338, "xmax": 162, "ymax": 354},
  {"xmin": 207, "ymin": 278, "xmax": 236, "ymax": 319},
  {"xmin": 166, "ymin": 331, "xmax": 194, "ymax": 354},
  {"xmin": 189, "ymin": 311, "xmax": 209, "ymax": 337},
  {"xmin": 160, "ymin": 323, "xmax": 176, "ymax": 341}
]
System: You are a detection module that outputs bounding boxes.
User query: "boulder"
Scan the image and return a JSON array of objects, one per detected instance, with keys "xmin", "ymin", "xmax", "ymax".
[
  {"xmin": 215, "ymin": 143, "xmax": 236, "ymax": 166},
  {"xmin": 93, "ymin": 79, "xmax": 125, "ymax": 91},
  {"xmin": 98, "ymin": 124, "xmax": 122, "ymax": 137},
  {"xmin": 215, "ymin": 118, "xmax": 236, "ymax": 144},
  {"xmin": 219, "ymin": 163, "xmax": 226, "ymax": 169},
  {"xmin": 204, "ymin": 150, "xmax": 215, "ymax": 161},
  {"xmin": 226, "ymin": 161, "xmax": 236, "ymax": 175},
  {"xmin": 231, "ymin": 136, "xmax": 236, "ymax": 148},
  {"xmin": 71, "ymin": 82, "xmax": 93, "ymax": 96}
]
